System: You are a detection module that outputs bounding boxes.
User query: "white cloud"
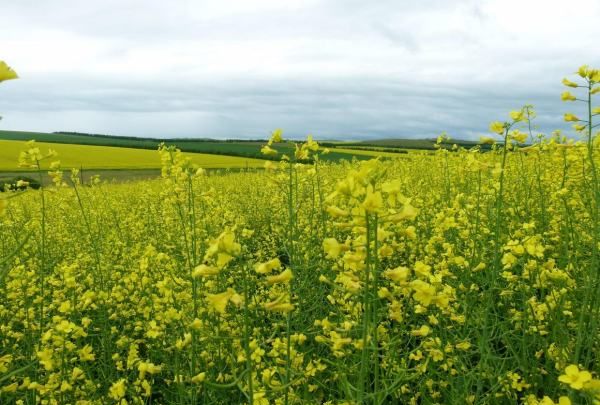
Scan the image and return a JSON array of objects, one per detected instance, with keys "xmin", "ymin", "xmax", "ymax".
[{"xmin": 0, "ymin": 0, "xmax": 599, "ymax": 139}]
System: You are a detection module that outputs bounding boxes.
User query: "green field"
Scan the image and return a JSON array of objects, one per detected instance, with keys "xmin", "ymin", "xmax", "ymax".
[
  {"xmin": 0, "ymin": 130, "xmax": 381, "ymax": 162},
  {"xmin": 326, "ymin": 138, "xmax": 490, "ymax": 151},
  {"xmin": 0, "ymin": 130, "xmax": 467, "ymax": 176},
  {"xmin": 2, "ymin": 129, "xmax": 475, "ymax": 161},
  {"xmin": 328, "ymin": 147, "xmax": 413, "ymax": 158}
]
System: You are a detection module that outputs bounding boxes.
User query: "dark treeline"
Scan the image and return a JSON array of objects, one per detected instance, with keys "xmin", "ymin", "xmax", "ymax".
[{"xmin": 54, "ymin": 131, "xmax": 267, "ymax": 143}]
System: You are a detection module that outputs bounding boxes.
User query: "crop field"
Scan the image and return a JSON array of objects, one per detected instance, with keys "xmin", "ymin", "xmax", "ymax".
[
  {"xmin": 326, "ymin": 147, "xmax": 413, "ymax": 159},
  {"xmin": 0, "ymin": 140, "xmax": 266, "ymax": 171},
  {"xmin": 2, "ymin": 114, "xmax": 600, "ymax": 404},
  {"xmin": 1, "ymin": 67, "xmax": 600, "ymax": 405},
  {"xmin": 0, "ymin": 131, "xmax": 377, "ymax": 163}
]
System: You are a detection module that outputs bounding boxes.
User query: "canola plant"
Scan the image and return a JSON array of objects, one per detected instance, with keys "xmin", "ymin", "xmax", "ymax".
[{"xmin": 1, "ymin": 62, "xmax": 600, "ymax": 404}]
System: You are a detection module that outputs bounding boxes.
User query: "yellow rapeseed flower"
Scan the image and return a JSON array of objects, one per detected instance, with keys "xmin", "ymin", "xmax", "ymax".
[
  {"xmin": 455, "ymin": 341, "xmax": 471, "ymax": 350},
  {"xmin": 261, "ymin": 145, "xmax": 278, "ymax": 156},
  {"xmin": 206, "ymin": 290, "xmax": 234, "ymax": 314},
  {"xmin": 0, "ymin": 355, "xmax": 12, "ymax": 373},
  {"xmin": 326, "ymin": 205, "xmax": 350, "ymax": 217},
  {"xmin": 0, "ymin": 61, "xmax": 18, "ymax": 82},
  {"xmin": 562, "ymin": 78, "xmax": 579, "ymax": 88},
  {"xmin": 138, "ymin": 361, "xmax": 162, "ymax": 379},
  {"xmin": 217, "ymin": 230, "xmax": 241, "ymax": 255},
  {"xmin": 1, "ymin": 382, "xmax": 18, "ymax": 393},
  {"xmin": 384, "ymin": 266, "xmax": 410, "ymax": 283},
  {"xmin": 489, "ymin": 121, "xmax": 505, "ymax": 135},
  {"xmin": 410, "ymin": 324, "xmax": 431, "ymax": 337},
  {"xmin": 509, "ymin": 110, "xmax": 525, "ymax": 122},
  {"xmin": 323, "ymin": 238, "xmax": 341, "ymax": 259},
  {"xmin": 561, "ymin": 91, "xmax": 577, "ymax": 101},
  {"xmin": 558, "ymin": 364, "xmax": 592, "ymax": 390},
  {"xmin": 578, "ymin": 65, "xmax": 590, "ymax": 78},
  {"xmin": 387, "ymin": 202, "xmax": 418, "ymax": 223},
  {"xmin": 295, "ymin": 143, "xmax": 309, "ymax": 160},
  {"xmin": 564, "ymin": 113, "xmax": 580, "ymax": 122},
  {"xmin": 253, "ymin": 391, "xmax": 270, "ymax": 405},
  {"xmin": 410, "ymin": 280, "xmax": 436, "ymax": 307},
  {"xmin": 414, "ymin": 261, "xmax": 432, "ymax": 279},
  {"xmin": 216, "ymin": 252, "xmax": 234, "ymax": 269},
  {"xmin": 191, "ymin": 372, "xmax": 206, "ymax": 384},
  {"xmin": 270, "ymin": 128, "xmax": 283, "ymax": 143},
  {"xmin": 78, "ymin": 344, "xmax": 96, "ymax": 362},
  {"xmin": 509, "ymin": 130, "xmax": 528, "ymax": 144},
  {"xmin": 362, "ymin": 185, "xmax": 383, "ymax": 213},
  {"xmin": 305, "ymin": 134, "xmax": 319, "ymax": 151},
  {"xmin": 266, "ymin": 268, "xmax": 293, "ymax": 285},
  {"xmin": 36, "ymin": 348, "xmax": 54, "ymax": 371},
  {"xmin": 192, "ymin": 264, "xmax": 220, "ymax": 278},
  {"xmin": 264, "ymin": 294, "xmax": 295, "ymax": 313},
  {"xmin": 255, "ymin": 258, "xmax": 282, "ymax": 274},
  {"xmin": 108, "ymin": 379, "xmax": 127, "ymax": 400}
]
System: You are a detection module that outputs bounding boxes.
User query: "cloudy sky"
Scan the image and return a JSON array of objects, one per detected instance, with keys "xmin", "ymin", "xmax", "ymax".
[{"xmin": 1, "ymin": 0, "xmax": 599, "ymax": 140}]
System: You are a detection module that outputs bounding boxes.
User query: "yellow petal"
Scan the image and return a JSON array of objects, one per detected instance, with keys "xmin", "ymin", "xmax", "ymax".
[
  {"xmin": 564, "ymin": 113, "xmax": 580, "ymax": 122},
  {"xmin": 0, "ymin": 61, "xmax": 18, "ymax": 82},
  {"xmin": 323, "ymin": 238, "xmax": 341, "ymax": 259},
  {"xmin": 562, "ymin": 78, "xmax": 578, "ymax": 88},
  {"xmin": 266, "ymin": 268, "xmax": 293, "ymax": 285},
  {"xmin": 264, "ymin": 294, "xmax": 294, "ymax": 313},
  {"xmin": 489, "ymin": 121, "xmax": 505, "ymax": 135},
  {"xmin": 206, "ymin": 290, "xmax": 233, "ymax": 314},
  {"xmin": 192, "ymin": 264, "xmax": 220, "ymax": 278}
]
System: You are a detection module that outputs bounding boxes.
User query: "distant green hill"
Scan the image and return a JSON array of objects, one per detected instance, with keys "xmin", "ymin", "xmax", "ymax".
[
  {"xmin": 325, "ymin": 138, "xmax": 485, "ymax": 150},
  {"xmin": 0, "ymin": 130, "xmax": 374, "ymax": 162},
  {"xmin": 0, "ymin": 130, "xmax": 486, "ymax": 163}
]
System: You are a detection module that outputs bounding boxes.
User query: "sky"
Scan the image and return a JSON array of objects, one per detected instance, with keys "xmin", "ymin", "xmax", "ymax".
[{"xmin": 1, "ymin": 0, "xmax": 599, "ymax": 140}]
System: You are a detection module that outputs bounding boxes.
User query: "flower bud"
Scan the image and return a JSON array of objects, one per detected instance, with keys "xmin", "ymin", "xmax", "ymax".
[{"xmin": 562, "ymin": 78, "xmax": 578, "ymax": 88}]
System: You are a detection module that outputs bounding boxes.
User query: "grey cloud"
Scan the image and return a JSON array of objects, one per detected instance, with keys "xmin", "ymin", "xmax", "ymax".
[{"xmin": 0, "ymin": 72, "xmax": 571, "ymax": 140}]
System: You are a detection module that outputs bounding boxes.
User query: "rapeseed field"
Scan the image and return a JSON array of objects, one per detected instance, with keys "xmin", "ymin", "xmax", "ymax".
[
  {"xmin": 1, "ymin": 61, "xmax": 600, "ymax": 404},
  {"xmin": 0, "ymin": 140, "xmax": 266, "ymax": 171}
]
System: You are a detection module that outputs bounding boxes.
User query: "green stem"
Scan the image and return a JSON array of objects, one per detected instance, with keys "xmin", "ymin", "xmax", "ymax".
[
  {"xmin": 284, "ymin": 158, "xmax": 295, "ymax": 405},
  {"xmin": 358, "ymin": 213, "xmax": 373, "ymax": 403},
  {"xmin": 575, "ymin": 79, "xmax": 600, "ymax": 364},
  {"xmin": 372, "ymin": 214, "xmax": 381, "ymax": 404},
  {"xmin": 36, "ymin": 161, "xmax": 46, "ymax": 351},
  {"xmin": 242, "ymin": 264, "xmax": 254, "ymax": 405}
]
